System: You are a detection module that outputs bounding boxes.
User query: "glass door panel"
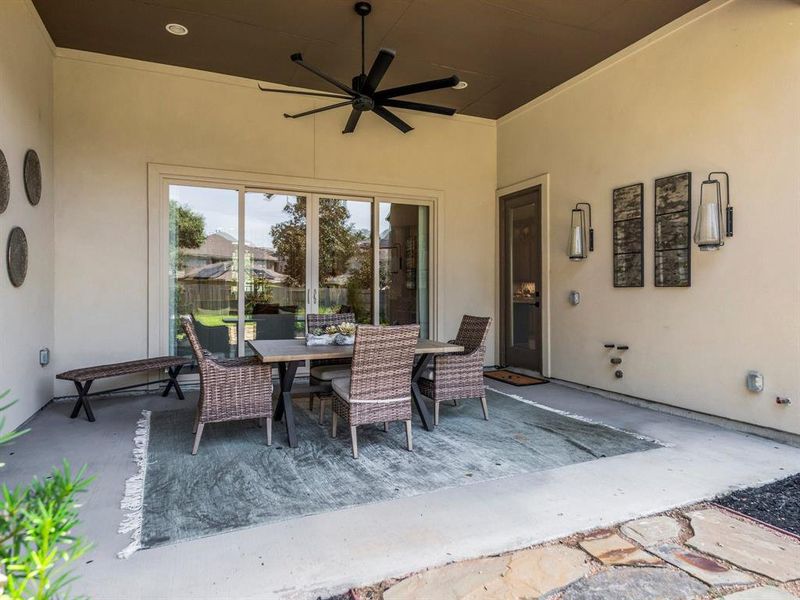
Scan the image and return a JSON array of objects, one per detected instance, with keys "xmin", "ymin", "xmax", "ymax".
[
  {"xmin": 378, "ymin": 202, "xmax": 430, "ymax": 338},
  {"xmin": 169, "ymin": 184, "xmax": 240, "ymax": 359},
  {"xmin": 316, "ymin": 198, "xmax": 373, "ymax": 325},
  {"xmin": 244, "ymin": 191, "xmax": 307, "ymax": 353}
]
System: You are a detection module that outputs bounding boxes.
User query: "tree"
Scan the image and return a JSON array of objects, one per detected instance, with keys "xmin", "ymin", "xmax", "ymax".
[
  {"xmin": 271, "ymin": 199, "xmax": 367, "ymax": 287},
  {"xmin": 170, "ymin": 200, "xmax": 206, "ymax": 250}
]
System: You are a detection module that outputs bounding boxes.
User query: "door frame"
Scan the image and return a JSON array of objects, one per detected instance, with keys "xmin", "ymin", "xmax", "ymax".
[
  {"xmin": 148, "ymin": 163, "xmax": 442, "ymax": 359},
  {"xmin": 495, "ymin": 174, "xmax": 551, "ymax": 377}
]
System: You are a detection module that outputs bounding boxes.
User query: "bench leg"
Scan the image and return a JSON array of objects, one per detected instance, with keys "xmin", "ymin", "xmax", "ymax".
[
  {"xmin": 70, "ymin": 380, "xmax": 95, "ymax": 422},
  {"xmin": 162, "ymin": 365, "xmax": 185, "ymax": 400}
]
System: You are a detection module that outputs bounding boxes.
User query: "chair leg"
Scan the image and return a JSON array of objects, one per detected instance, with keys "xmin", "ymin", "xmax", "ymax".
[
  {"xmin": 434, "ymin": 401, "xmax": 440, "ymax": 426},
  {"xmin": 318, "ymin": 398, "xmax": 326, "ymax": 424},
  {"xmin": 257, "ymin": 418, "xmax": 263, "ymax": 428},
  {"xmin": 384, "ymin": 421, "xmax": 389, "ymax": 432},
  {"xmin": 192, "ymin": 405, "xmax": 200, "ymax": 434},
  {"xmin": 480, "ymin": 395, "xmax": 489, "ymax": 420},
  {"xmin": 452, "ymin": 400, "xmax": 458, "ymax": 406},
  {"xmin": 405, "ymin": 420, "xmax": 413, "ymax": 452},
  {"xmin": 331, "ymin": 411, "xmax": 338, "ymax": 438},
  {"xmin": 350, "ymin": 426, "xmax": 358, "ymax": 459},
  {"xmin": 192, "ymin": 423, "xmax": 205, "ymax": 455},
  {"xmin": 266, "ymin": 418, "xmax": 272, "ymax": 446},
  {"xmin": 309, "ymin": 393, "xmax": 315, "ymax": 411}
]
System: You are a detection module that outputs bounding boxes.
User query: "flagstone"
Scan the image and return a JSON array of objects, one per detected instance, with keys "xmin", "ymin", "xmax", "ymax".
[
  {"xmin": 383, "ymin": 556, "xmax": 508, "ymax": 600},
  {"xmin": 621, "ymin": 515, "xmax": 682, "ymax": 547},
  {"xmin": 651, "ymin": 542, "xmax": 755, "ymax": 586},
  {"xmin": 556, "ymin": 566, "xmax": 708, "ymax": 600},
  {"xmin": 721, "ymin": 586, "xmax": 799, "ymax": 599},
  {"xmin": 579, "ymin": 532, "xmax": 661, "ymax": 566},
  {"xmin": 686, "ymin": 508, "xmax": 800, "ymax": 582},
  {"xmin": 475, "ymin": 545, "xmax": 592, "ymax": 599}
]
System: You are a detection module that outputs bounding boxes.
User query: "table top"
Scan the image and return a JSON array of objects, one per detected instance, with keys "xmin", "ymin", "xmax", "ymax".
[{"xmin": 248, "ymin": 338, "xmax": 464, "ymax": 363}]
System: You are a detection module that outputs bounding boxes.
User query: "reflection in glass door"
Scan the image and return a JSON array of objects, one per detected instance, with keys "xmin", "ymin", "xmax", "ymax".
[
  {"xmin": 167, "ymin": 183, "xmax": 433, "ymax": 358},
  {"xmin": 244, "ymin": 192, "xmax": 307, "ymax": 354},
  {"xmin": 169, "ymin": 184, "xmax": 240, "ymax": 359},
  {"xmin": 317, "ymin": 198, "xmax": 373, "ymax": 324},
  {"xmin": 378, "ymin": 202, "xmax": 430, "ymax": 338}
]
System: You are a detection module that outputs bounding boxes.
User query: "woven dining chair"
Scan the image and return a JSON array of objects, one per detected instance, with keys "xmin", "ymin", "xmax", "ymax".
[
  {"xmin": 329, "ymin": 324, "xmax": 420, "ymax": 459},
  {"xmin": 181, "ymin": 316, "xmax": 274, "ymax": 455},
  {"xmin": 418, "ymin": 315, "xmax": 492, "ymax": 426},
  {"xmin": 307, "ymin": 312, "xmax": 355, "ymax": 423}
]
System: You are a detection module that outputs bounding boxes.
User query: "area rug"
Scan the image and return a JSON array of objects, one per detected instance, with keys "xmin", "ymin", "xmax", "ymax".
[
  {"xmin": 484, "ymin": 369, "xmax": 549, "ymax": 386},
  {"xmin": 118, "ymin": 388, "xmax": 661, "ymax": 556}
]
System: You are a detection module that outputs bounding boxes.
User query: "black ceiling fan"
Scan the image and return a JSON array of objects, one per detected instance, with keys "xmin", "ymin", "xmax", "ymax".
[{"xmin": 258, "ymin": 1, "xmax": 460, "ymax": 134}]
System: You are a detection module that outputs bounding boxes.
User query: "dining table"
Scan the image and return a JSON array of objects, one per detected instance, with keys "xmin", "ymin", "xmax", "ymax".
[{"xmin": 248, "ymin": 337, "xmax": 464, "ymax": 448}]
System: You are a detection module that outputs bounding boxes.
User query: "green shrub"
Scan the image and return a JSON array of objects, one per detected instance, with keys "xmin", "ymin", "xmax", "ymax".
[{"xmin": 0, "ymin": 390, "xmax": 92, "ymax": 600}]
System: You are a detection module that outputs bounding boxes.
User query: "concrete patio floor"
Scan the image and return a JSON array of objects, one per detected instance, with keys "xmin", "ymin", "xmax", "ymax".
[{"xmin": 3, "ymin": 379, "xmax": 800, "ymax": 600}]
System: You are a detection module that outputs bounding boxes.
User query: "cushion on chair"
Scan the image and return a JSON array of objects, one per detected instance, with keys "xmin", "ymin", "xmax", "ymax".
[
  {"xmin": 331, "ymin": 377, "xmax": 351, "ymax": 401},
  {"xmin": 310, "ymin": 365, "xmax": 352, "ymax": 381},
  {"xmin": 420, "ymin": 368, "xmax": 435, "ymax": 381}
]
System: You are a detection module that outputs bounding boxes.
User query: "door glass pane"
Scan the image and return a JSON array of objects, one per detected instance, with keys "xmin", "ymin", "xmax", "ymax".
[
  {"xmin": 378, "ymin": 202, "xmax": 429, "ymax": 338},
  {"xmin": 244, "ymin": 192, "xmax": 307, "ymax": 353},
  {"xmin": 510, "ymin": 203, "xmax": 537, "ymax": 350},
  {"xmin": 169, "ymin": 184, "xmax": 239, "ymax": 359},
  {"xmin": 318, "ymin": 198, "xmax": 373, "ymax": 324}
]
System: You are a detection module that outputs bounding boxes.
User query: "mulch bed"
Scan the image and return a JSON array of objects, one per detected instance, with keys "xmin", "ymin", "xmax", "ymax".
[{"xmin": 716, "ymin": 473, "xmax": 800, "ymax": 537}]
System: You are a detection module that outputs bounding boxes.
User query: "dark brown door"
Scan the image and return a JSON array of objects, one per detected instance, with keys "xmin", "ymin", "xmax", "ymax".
[{"xmin": 500, "ymin": 187, "xmax": 542, "ymax": 372}]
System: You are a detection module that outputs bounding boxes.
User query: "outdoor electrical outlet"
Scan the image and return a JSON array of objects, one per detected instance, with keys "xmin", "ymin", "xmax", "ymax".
[
  {"xmin": 615, "ymin": 370, "xmax": 623, "ymax": 379},
  {"xmin": 610, "ymin": 357, "xmax": 622, "ymax": 365}
]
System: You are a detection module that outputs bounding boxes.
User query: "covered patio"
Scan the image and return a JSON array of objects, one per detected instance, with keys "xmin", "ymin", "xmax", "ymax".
[
  {"xmin": 4, "ymin": 379, "xmax": 798, "ymax": 599},
  {"xmin": 2, "ymin": 0, "xmax": 800, "ymax": 598}
]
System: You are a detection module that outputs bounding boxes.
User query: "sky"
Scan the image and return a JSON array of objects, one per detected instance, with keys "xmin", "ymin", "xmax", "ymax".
[{"xmin": 169, "ymin": 185, "xmax": 376, "ymax": 249}]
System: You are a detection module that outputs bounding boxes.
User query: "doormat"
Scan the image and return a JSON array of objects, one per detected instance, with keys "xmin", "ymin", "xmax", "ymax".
[{"xmin": 484, "ymin": 370, "xmax": 549, "ymax": 386}]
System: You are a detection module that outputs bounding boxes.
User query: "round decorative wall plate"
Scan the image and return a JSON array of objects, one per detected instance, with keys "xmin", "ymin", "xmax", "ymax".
[
  {"xmin": 24, "ymin": 149, "xmax": 41, "ymax": 206},
  {"xmin": 7, "ymin": 226, "xmax": 28, "ymax": 287},
  {"xmin": 0, "ymin": 149, "xmax": 9, "ymax": 214}
]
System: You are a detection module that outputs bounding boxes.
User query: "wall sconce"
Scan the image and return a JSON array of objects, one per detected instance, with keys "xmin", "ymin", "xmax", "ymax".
[
  {"xmin": 694, "ymin": 171, "xmax": 733, "ymax": 251},
  {"xmin": 568, "ymin": 202, "xmax": 594, "ymax": 261}
]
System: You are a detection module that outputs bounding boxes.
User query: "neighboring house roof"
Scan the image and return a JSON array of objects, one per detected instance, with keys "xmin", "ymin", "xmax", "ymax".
[
  {"xmin": 181, "ymin": 232, "xmax": 279, "ymax": 263},
  {"xmin": 184, "ymin": 261, "xmax": 287, "ymax": 283}
]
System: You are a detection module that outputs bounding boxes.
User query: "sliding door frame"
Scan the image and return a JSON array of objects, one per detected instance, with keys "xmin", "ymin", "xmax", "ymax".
[{"xmin": 148, "ymin": 163, "xmax": 442, "ymax": 359}]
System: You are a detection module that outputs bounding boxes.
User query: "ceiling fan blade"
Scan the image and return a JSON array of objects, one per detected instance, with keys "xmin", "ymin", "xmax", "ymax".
[
  {"xmin": 380, "ymin": 99, "xmax": 457, "ymax": 116},
  {"xmin": 290, "ymin": 53, "xmax": 359, "ymax": 97},
  {"xmin": 363, "ymin": 48, "xmax": 395, "ymax": 94},
  {"xmin": 284, "ymin": 101, "xmax": 353, "ymax": 119},
  {"xmin": 373, "ymin": 106, "xmax": 413, "ymax": 133},
  {"xmin": 258, "ymin": 85, "xmax": 352, "ymax": 100},
  {"xmin": 342, "ymin": 109, "xmax": 362, "ymax": 134},
  {"xmin": 376, "ymin": 75, "xmax": 460, "ymax": 99}
]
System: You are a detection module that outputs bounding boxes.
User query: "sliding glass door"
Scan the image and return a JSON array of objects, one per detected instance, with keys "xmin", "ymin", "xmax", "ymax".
[{"xmin": 167, "ymin": 182, "xmax": 430, "ymax": 358}]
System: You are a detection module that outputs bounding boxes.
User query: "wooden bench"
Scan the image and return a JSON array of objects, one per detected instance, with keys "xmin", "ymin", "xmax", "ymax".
[{"xmin": 57, "ymin": 356, "xmax": 192, "ymax": 422}]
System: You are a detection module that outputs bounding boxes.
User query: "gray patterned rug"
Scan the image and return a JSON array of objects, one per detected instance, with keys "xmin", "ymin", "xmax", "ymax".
[{"xmin": 119, "ymin": 388, "xmax": 661, "ymax": 555}]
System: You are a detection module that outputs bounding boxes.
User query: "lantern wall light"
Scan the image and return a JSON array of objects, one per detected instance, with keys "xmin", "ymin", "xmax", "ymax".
[
  {"xmin": 694, "ymin": 171, "xmax": 733, "ymax": 251},
  {"xmin": 568, "ymin": 202, "xmax": 594, "ymax": 261}
]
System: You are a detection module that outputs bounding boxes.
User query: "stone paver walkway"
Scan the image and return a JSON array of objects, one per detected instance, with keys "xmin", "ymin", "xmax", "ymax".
[{"xmin": 336, "ymin": 504, "xmax": 800, "ymax": 600}]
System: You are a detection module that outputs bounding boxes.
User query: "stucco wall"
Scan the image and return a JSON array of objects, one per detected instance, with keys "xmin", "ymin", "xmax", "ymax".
[
  {"xmin": 0, "ymin": 1, "xmax": 55, "ymax": 431},
  {"xmin": 497, "ymin": 0, "xmax": 800, "ymax": 434},
  {"xmin": 53, "ymin": 52, "xmax": 497, "ymax": 394}
]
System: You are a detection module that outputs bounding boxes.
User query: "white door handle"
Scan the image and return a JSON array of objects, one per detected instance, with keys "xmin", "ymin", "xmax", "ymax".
[{"xmin": 313, "ymin": 289, "xmax": 318, "ymax": 304}]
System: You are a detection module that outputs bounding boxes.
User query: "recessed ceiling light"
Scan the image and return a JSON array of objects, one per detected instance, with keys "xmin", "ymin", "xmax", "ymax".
[
  {"xmin": 452, "ymin": 80, "xmax": 469, "ymax": 90},
  {"xmin": 165, "ymin": 23, "xmax": 189, "ymax": 36}
]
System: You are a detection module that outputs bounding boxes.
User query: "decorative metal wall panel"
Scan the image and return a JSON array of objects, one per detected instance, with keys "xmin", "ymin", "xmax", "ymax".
[
  {"xmin": 0, "ymin": 149, "xmax": 9, "ymax": 214},
  {"xmin": 7, "ymin": 226, "xmax": 28, "ymax": 287},
  {"xmin": 654, "ymin": 172, "xmax": 691, "ymax": 287},
  {"xmin": 24, "ymin": 149, "xmax": 41, "ymax": 206},
  {"xmin": 613, "ymin": 183, "xmax": 644, "ymax": 287}
]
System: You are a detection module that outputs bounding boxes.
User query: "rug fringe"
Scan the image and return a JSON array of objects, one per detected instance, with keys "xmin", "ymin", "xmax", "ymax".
[
  {"xmin": 117, "ymin": 409, "xmax": 151, "ymax": 559},
  {"xmin": 485, "ymin": 385, "xmax": 669, "ymax": 446}
]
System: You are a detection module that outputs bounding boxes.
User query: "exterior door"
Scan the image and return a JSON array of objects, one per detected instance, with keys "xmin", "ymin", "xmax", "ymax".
[{"xmin": 500, "ymin": 187, "xmax": 542, "ymax": 372}]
